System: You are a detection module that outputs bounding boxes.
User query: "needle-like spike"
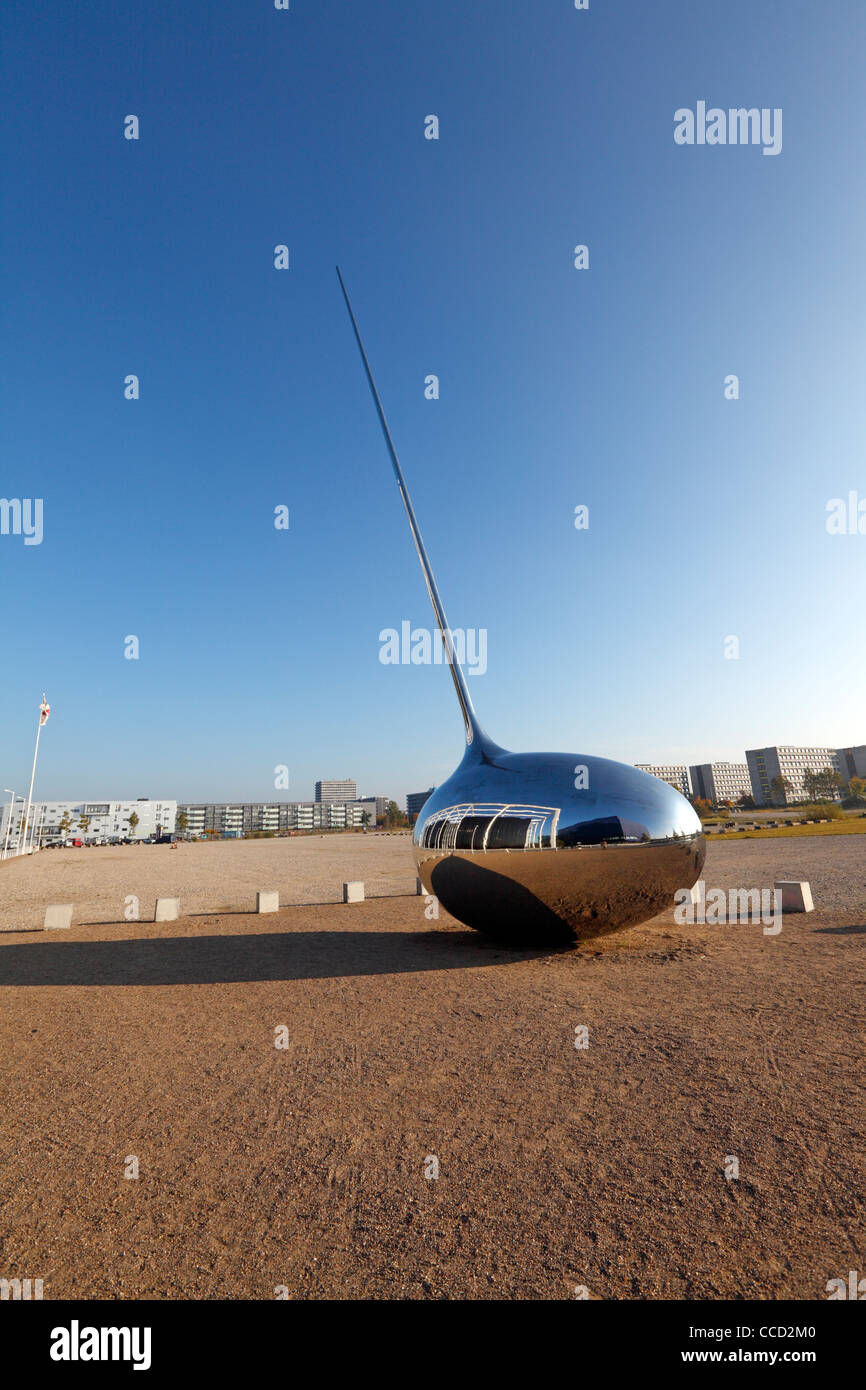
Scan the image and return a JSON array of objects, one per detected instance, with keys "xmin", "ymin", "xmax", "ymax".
[{"xmin": 337, "ymin": 266, "xmax": 482, "ymax": 747}]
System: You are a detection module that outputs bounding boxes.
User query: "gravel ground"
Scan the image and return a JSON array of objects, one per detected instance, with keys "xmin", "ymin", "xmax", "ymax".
[
  {"xmin": 0, "ymin": 834, "xmax": 418, "ymax": 932},
  {"xmin": 695, "ymin": 834, "xmax": 866, "ymax": 916},
  {"xmin": 0, "ymin": 835, "xmax": 862, "ymax": 1300},
  {"xmin": 2, "ymin": 831, "xmax": 863, "ymax": 933}
]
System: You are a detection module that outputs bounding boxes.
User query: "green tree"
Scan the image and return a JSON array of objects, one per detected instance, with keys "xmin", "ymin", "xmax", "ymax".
[
  {"xmin": 78, "ymin": 815, "xmax": 91, "ymax": 838},
  {"xmin": 769, "ymin": 775, "xmax": 794, "ymax": 807},
  {"xmin": 176, "ymin": 811, "xmax": 189, "ymax": 836},
  {"xmin": 127, "ymin": 811, "xmax": 140, "ymax": 839},
  {"xmin": 804, "ymin": 767, "xmax": 844, "ymax": 803},
  {"xmin": 383, "ymin": 799, "xmax": 409, "ymax": 829},
  {"xmin": 818, "ymin": 768, "xmax": 844, "ymax": 800},
  {"xmin": 58, "ymin": 812, "xmax": 71, "ymax": 840}
]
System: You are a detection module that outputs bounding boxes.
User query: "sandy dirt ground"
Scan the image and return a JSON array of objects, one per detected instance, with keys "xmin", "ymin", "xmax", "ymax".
[
  {"xmin": 0, "ymin": 834, "xmax": 419, "ymax": 932},
  {"xmin": 0, "ymin": 835, "xmax": 863, "ymax": 1300}
]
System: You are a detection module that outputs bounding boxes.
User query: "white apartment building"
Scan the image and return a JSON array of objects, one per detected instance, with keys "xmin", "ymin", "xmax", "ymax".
[
  {"xmin": 0, "ymin": 798, "xmax": 177, "ymax": 849},
  {"xmin": 634, "ymin": 764, "xmax": 691, "ymax": 797},
  {"xmin": 178, "ymin": 801, "xmax": 371, "ymax": 836},
  {"xmin": 689, "ymin": 762, "xmax": 752, "ymax": 804},
  {"xmin": 314, "ymin": 779, "xmax": 357, "ymax": 804},
  {"xmin": 745, "ymin": 746, "xmax": 842, "ymax": 806}
]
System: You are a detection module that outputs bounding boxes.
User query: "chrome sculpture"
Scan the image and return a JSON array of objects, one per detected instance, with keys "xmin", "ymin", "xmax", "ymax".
[{"xmin": 338, "ymin": 268, "xmax": 705, "ymax": 945}]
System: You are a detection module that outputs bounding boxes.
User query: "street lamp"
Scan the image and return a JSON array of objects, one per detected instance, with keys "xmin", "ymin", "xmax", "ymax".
[{"xmin": 3, "ymin": 790, "xmax": 21, "ymax": 861}]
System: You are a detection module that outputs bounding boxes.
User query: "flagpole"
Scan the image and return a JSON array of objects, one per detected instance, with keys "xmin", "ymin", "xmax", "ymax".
[{"xmin": 21, "ymin": 693, "xmax": 47, "ymax": 857}]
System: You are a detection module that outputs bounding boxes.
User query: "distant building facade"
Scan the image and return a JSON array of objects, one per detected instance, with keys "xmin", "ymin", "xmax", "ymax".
[
  {"xmin": 836, "ymin": 745, "xmax": 866, "ymax": 781},
  {"xmin": 178, "ymin": 801, "xmax": 369, "ymax": 835},
  {"xmin": 0, "ymin": 798, "xmax": 176, "ymax": 848},
  {"xmin": 745, "ymin": 746, "xmax": 842, "ymax": 806},
  {"xmin": 689, "ymin": 762, "xmax": 752, "ymax": 804},
  {"xmin": 634, "ymin": 765, "xmax": 691, "ymax": 797},
  {"xmin": 406, "ymin": 789, "xmax": 434, "ymax": 819},
  {"xmin": 314, "ymin": 779, "xmax": 357, "ymax": 805}
]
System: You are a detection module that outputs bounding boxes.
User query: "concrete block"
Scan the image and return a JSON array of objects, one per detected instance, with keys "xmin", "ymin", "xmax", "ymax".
[
  {"xmin": 257, "ymin": 890, "xmax": 279, "ymax": 914},
  {"xmin": 44, "ymin": 903, "xmax": 73, "ymax": 930},
  {"xmin": 774, "ymin": 880, "xmax": 814, "ymax": 913},
  {"xmin": 343, "ymin": 881, "xmax": 364, "ymax": 903},
  {"xmin": 154, "ymin": 897, "xmax": 180, "ymax": 921}
]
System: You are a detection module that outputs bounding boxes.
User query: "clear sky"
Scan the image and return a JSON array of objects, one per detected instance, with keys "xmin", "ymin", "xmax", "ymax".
[{"xmin": 1, "ymin": 0, "xmax": 864, "ymax": 808}]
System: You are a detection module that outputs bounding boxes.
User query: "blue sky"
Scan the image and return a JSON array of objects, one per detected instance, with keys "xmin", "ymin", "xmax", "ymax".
[{"xmin": 1, "ymin": 0, "xmax": 864, "ymax": 807}]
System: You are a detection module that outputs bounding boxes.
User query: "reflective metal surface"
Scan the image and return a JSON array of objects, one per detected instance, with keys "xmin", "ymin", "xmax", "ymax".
[
  {"xmin": 339, "ymin": 268, "xmax": 705, "ymax": 946},
  {"xmin": 413, "ymin": 735, "xmax": 705, "ymax": 945}
]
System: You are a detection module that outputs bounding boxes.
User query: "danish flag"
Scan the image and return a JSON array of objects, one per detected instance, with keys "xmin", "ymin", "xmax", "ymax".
[{"xmin": 39, "ymin": 695, "xmax": 50, "ymax": 726}]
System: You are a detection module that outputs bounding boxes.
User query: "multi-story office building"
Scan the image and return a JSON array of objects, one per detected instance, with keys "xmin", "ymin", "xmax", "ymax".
[
  {"xmin": 178, "ymin": 801, "xmax": 370, "ymax": 836},
  {"xmin": 634, "ymin": 764, "xmax": 691, "ymax": 797},
  {"xmin": 407, "ymin": 789, "xmax": 434, "ymax": 819},
  {"xmin": 355, "ymin": 796, "xmax": 388, "ymax": 824},
  {"xmin": 689, "ymin": 762, "xmax": 752, "ymax": 804},
  {"xmin": 836, "ymin": 745, "xmax": 866, "ymax": 781},
  {"xmin": 745, "ymin": 746, "xmax": 842, "ymax": 806},
  {"xmin": 0, "ymin": 798, "xmax": 176, "ymax": 848},
  {"xmin": 314, "ymin": 779, "xmax": 357, "ymax": 805}
]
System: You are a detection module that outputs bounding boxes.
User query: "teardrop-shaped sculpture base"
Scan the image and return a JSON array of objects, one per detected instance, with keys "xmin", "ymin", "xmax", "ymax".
[{"xmin": 413, "ymin": 746, "xmax": 707, "ymax": 946}]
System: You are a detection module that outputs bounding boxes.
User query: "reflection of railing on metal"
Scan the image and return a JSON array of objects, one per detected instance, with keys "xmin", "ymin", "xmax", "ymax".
[{"xmin": 421, "ymin": 803, "xmax": 561, "ymax": 852}]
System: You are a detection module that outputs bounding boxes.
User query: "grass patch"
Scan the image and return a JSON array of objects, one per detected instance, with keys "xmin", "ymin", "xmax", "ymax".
[{"xmin": 712, "ymin": 819, "xmax": 866, "ymax": 840}]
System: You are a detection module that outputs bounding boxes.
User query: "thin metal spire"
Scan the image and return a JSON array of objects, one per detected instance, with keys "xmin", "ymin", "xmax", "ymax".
[{"xmin": 336, "ymin": 265, "xmax": 480, "ymax": 746}]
